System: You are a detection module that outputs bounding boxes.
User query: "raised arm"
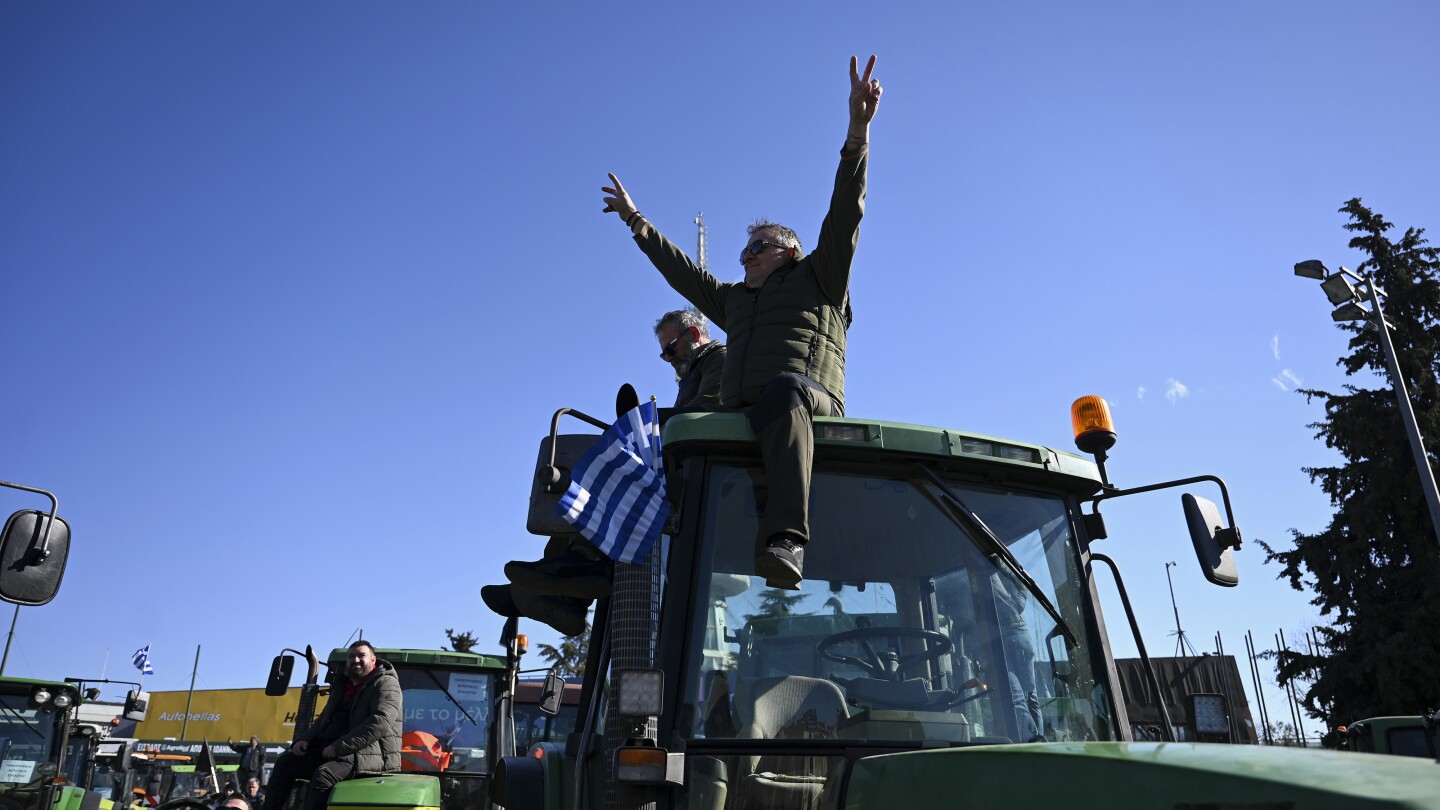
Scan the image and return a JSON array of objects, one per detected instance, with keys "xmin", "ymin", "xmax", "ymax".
[
  {"xmin": 811, "ymin": 55, "xmax": 882, "ymax": 305},
  {"xmin": 602, "ymin": 173, "xmax": 729, "ymax": 327}
]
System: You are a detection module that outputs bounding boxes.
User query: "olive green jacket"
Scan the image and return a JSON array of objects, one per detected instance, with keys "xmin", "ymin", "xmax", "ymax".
[
  {"xmin": 305, "ymin": 660, "xmax": 403, "ymax": 774},
  {"xmin": 635, "ymin": 146, "xmax": 865, "ymax": 411}
]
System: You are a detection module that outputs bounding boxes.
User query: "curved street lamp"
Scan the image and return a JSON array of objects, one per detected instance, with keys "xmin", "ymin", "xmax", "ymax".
[{"xmin": 1294, "ymin": 259, "xmax": 1440, "ymax": 552}]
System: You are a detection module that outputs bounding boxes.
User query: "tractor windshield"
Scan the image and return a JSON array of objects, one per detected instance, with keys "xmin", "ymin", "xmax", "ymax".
[
  {"xmin": 0, "ymin": 690, "xmax": 64, "ymax": 810},
  {"xmin": 680, "ymin": 463, "xmax": 1115, "ymax": 748},
  {"xmin": 395, "ymin": 668, "xmax": 493, "ymax": 774}
]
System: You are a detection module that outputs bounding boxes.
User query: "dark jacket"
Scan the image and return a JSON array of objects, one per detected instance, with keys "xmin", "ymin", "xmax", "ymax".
[
  {"xmin": 235, "ymin": 742, "xmax": 264, "ymax": 779},
  {"xmin": 675, "ymin": 341, "xmax": 726, "ymax": 409},
  {"xmin": 305, "ymin": 660, "xmax": 403, "ymax": 774},
  {"xmin": 636, "ymin": 146, "xmax": 865, "ymax": 411}
]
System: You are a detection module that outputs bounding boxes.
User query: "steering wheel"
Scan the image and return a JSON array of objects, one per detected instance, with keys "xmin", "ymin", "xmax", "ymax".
[
  {"xmin": 816, "ymin": 627, "xmax": 954, "ymax": 680},
  {"xmin": 157, "ymin": 799, "xmax": 212, "ymax": 810}
]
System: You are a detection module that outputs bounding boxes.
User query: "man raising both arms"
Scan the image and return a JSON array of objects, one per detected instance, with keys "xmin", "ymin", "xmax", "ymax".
[{"xmin": 602, "ymin": 55, "xmax": 882, "ymax": 589}]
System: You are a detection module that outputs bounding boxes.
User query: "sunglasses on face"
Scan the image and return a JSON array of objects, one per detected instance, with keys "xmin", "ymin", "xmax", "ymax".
[
  {"xmin": 660, "ymin": 332, "xmax": 687, "ymax": 360},
  {"xmin": 739, "ymin": 239, "xmax": 787, "ymax": 264}
]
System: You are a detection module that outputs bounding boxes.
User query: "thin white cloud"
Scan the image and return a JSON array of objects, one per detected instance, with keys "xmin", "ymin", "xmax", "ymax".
[
  {"xmin": 1166, "ymin": 378, "xmax": 1190, "ymax": 404},
  {"xmin": 1271, "ymin": 334, "xmax": 1281, "ymax": 360},
  {"xmin": 1137, "ymin": 386, "xmax": 1146, "ymax": 401},
  {"xmin": 1272, "ymin": 369, "xmax": 1303, "ymax": 392}
]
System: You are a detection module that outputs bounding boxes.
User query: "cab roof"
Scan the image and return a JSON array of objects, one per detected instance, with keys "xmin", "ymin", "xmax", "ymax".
[
  {"xmin": 662, "ymin": 412, "xmax": 1104, "ymax": 496},
  {"xmin": 325, "ymin": 648, "xmax": 507, "ymax": 670}
]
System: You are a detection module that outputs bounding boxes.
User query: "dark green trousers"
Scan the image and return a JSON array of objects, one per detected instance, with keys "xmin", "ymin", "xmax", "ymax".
[{"xmin": 747, "ymin": 373, "xmax": 841, "ymax": 546}]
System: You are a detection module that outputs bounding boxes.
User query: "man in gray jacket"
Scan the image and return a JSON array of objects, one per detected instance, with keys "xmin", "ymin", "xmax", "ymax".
[
  {"xmin": 603, "ymin": 55, "xmax": 882, "ymax": 589},
  {"xmin": 263, "ymin": 641, "xmax": 402, "ymax": 810}
]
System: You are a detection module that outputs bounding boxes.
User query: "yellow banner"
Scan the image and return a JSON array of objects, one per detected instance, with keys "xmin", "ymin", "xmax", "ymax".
[{"xmin": 131, "ymin": 688, "xmax": 326, "ymax": 743}]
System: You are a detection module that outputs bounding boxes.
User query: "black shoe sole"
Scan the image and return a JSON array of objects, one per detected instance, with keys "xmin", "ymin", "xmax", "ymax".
[
  {"xmin": 505, "ymin": 562, "xmax": 612, "ymax": 600},
  {"xmin": 511, "ymin": 587, "xmax": 589, "ymax": 636},
  {"xmin": 481, "ymin": 585, "xmax": 521, "ymax": 617}
]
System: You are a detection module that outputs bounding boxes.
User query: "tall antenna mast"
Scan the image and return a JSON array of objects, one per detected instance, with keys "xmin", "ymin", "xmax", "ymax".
[
  {"xmin": 694, "ymin": 212, "xmax": 708, "ymax": 273},
  {"xmin": 1164, "ymin": 561, "xmax": 1197, "ymax": 657}
]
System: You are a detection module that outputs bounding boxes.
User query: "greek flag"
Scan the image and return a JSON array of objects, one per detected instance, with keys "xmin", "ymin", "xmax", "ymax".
[
  {"xmin": 132, "ymin": 645, "xmax": 154, "ymax": 675},
  {"xmin": 557, "ymin": 401, "xmax": 668, "ymax": 564}
]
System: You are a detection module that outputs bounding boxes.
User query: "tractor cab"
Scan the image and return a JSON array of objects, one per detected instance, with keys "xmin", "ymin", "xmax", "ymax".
[
  {"xmin": 0, "ymin": 677, "xmax": 85, "ymax": 810},
  {"xmin": 615, "ymin": 418, "xmax": 1118, "ymax": 806},
  {"xmin": 266, "ymin": 645, "xmax": 510, "ymax": 810},
  {"xmin": 323, "ymin": 648, "xmax": 507, "ymax": 810}
]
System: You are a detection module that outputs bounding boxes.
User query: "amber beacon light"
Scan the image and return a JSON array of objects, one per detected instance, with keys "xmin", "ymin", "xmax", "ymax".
[{"xmin": 1071, "ymin": 396, "xmax": 1116, "ymax": 455}]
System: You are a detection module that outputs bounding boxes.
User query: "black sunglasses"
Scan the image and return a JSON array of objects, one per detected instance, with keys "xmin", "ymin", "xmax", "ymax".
[
  {"xmin": 739, "ymin": 239, "xmax": 787, "ymax": 264},
  {"xmin": 660, "ymin": 331, "xmax": 687, "ymax": 360}
]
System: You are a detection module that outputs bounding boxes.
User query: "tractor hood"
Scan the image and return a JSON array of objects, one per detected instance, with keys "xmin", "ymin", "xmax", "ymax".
[{"xmin": 843, "ymin": 742, "xmax": 1439, "ymax": 809}]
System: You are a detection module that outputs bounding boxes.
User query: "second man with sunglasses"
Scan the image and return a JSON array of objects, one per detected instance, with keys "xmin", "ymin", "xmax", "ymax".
[
  {"xmin": 656, "ymin": 308, "xmax": 726, "ymax": 410},
  {"xmin": 601, "ymin": 55, "xmax": 882, "ymax": 589}
]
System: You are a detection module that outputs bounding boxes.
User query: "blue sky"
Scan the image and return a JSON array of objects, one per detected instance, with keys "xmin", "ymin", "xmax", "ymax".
[{"xmin": 3, "ymin": 1, "xmax": 1436, "ymax": 737}]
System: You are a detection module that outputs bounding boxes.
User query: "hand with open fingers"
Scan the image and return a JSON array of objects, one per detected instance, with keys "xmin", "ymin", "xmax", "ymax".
[
  {"xmin": 601, "ymin": 173, "xmax": 638, "ymax": 222},
  {"xmin": 849, "ymin": 54, "xmax": 882, "ymax": 125}
]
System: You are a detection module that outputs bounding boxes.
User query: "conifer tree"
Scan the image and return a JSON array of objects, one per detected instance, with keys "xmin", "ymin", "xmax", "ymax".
[
  {"xmin": 1259, "ymin": 198, "xmax": 1440, "ymax": 723},
  {"xmin": 538, "ymin": 627, "xmax": 589, "ymax": 678}
]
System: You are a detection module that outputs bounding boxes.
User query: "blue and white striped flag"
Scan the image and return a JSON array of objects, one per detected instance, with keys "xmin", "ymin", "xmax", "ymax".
[
  {"xmin": 557, "ymin": 401, "xmax": 668, "ymax": 564},
  {"xmin": 132, "ymin": 644, "xmax": 154, "ymax": 675}
]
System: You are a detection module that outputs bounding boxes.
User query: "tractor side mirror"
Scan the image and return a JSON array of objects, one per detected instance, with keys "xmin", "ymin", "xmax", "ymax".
[
  {"xmin": 1183, "ymin": 494, "xmax": 1238, "ymax": 587},
  {"xmin": 538, "ymin": 668, "xmax": 566, "ymax": 717},
  {"xmin": 527, "ymin": 435, "xmax": 602, "ymax": 535},
  {"xmin": 266, "ymin": 655, "xmax": 296, "ymax": 696},
  {"xmin": 0, "ymin": 510, "xmax": 72, "ymax": 606},
  {"xmin": 123, "ymin": 689, "xmax": 149, "ymax": 722}
]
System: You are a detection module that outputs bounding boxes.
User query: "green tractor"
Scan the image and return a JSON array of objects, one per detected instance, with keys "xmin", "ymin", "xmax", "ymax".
[
  {"xmin": 0, "ymin": 677, "xmax": 93, "ymax": 810},
  {"xmin": 264, "ymin": 641, "xmax": 520, "ymax": 810},
  {"xmin": 489, "ymin": 398, "xmax": 1440, "ymax": 809},
  {"xmin": 1327, "ymin": 714, "xmax": 1437, "ymax": 759}
]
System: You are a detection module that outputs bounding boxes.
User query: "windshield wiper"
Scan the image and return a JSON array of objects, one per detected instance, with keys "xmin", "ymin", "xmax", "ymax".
[
  {"xmin": 916, "ymin": 464, "xmax": 1078, "ymax": 649},
  {"xmin": 422, "ymin": 670, "xmax": 479, "ymax": 727}
]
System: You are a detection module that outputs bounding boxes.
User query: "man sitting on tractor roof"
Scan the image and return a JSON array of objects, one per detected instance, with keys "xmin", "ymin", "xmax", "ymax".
[
  {"xmin": 601, "ymin": 54, "xmax": 882, "ymax": 589},
  {"xmin": 262, "ymin": 641, "xmax": 402, "ymax": 810}
]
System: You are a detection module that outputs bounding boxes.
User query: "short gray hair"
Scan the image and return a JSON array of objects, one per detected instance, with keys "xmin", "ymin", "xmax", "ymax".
[
  {"xmin": 654, "ymin": 308, "xmax": 709, "ymax": 339},
  {"xmin": 748, "ymin": 219, "xmax": 802, "ymax": 255}
]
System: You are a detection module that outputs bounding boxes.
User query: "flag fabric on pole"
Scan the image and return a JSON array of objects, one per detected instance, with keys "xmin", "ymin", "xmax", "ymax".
[
  {"xmin": 132, "ymin": 645, "xmax": 154, "ymax": 675},
  {"xmin": 557, "ymin": 401, "xmax": 668, "ymax": 564},
  {"xmin": 197, "ymin": 740, "xmax": 218, "ymax": 794}
]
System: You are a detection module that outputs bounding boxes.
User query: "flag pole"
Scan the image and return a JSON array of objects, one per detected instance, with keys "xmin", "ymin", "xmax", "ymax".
[{"xmin": 181, "ymin": 644, "xmax": 201, "ymax": 738}]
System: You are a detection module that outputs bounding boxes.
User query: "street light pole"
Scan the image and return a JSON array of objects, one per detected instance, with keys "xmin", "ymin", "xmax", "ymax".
[
  {"xmin": 1363, "ymin": 277, "xmax": 1440, "ymax": 552},
  {"xmin": 1295, "ymin": 259, "xmax": 1440, "ymax": 553}
]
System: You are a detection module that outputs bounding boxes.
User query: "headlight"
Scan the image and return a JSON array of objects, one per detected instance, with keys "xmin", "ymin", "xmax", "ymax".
[
  {"xmin": 53, "ymin": 693, "xmax": 73, "ymax": 709},
  {"xmin": 617, "ymin": 669, "xmax": 663, "ymax": 717},
  {"xmin": 30, "ymin": 687, "xmax": 53, "ymax": 708}
]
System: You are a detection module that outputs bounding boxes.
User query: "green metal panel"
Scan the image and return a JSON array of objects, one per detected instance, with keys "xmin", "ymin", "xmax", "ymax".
[
  {"xmin": 50, "ymin": 786, "xmax": 86, "ymax": 810},
  {"xmin": 843, "ymin": 742, "xmax": 1440, "ymax": 809},
  {"xmin": 328, "ymin": 775, "xmax": 441, "ymax": 808},
  {"xmin": 661, "ymin": 413, "xmax": 1103, "ymax": 493},
  {"xmin": 323, "ymin": 648, "xmax": 506, "ymax": 671}
]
